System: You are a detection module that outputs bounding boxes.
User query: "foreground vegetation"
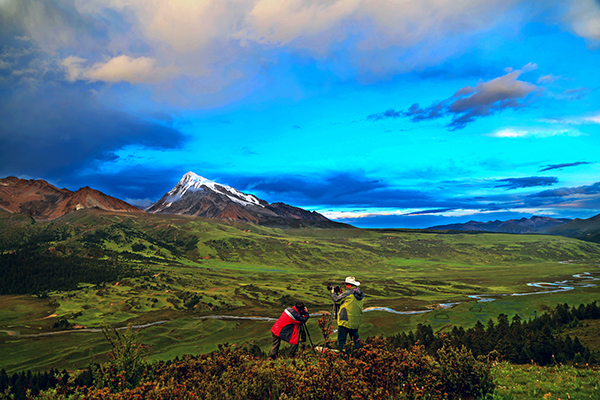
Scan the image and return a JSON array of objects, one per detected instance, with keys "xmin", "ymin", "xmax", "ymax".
[
  {"xmin": 0, "ymin": 324, "xmax": 497, "ymax": 400},
  {"xmin": 5, "ymin": 354, "xmax": 598, "ymax": 400},
  {"xmin": 2, "ymin": 305, "xmax": 599, "ymax": 400}
]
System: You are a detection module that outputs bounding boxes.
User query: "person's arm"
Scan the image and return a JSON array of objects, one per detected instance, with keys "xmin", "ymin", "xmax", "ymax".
[
  {"xmin": 298, "ymin": 309, "xmax": 309, "ymax": 324},
  {"xmin": 286, "ymin": 307, "xmax": 309, "ymax": 324},
  {"xmin": 330, "ymin": 290, "xmax": 352, "ymax": 303}
]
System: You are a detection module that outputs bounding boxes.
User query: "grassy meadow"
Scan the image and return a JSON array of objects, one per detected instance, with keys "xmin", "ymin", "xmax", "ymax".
[
  {"xmin": 489, "ymin": 362, "xmax": 600, "ymax": 399},
  {"xmin": 1, "ymin": 209, "xmax": 600, "ymax": 374}
]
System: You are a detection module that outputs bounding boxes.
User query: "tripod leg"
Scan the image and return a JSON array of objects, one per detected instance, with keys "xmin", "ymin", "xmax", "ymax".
[{"xmin": 302, "ymin": 324, "xmax": 316, "ymax": 353}]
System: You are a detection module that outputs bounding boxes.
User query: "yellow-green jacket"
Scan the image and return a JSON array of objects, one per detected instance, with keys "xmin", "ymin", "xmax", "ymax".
[{"xmin": 331, "ymin": 287, "xmax": 365, "ymax": 329}]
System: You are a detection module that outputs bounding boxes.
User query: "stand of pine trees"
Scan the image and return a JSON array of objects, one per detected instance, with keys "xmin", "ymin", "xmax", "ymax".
[
  {"xmin": 0, "ymin": 251, "xmax": 147, "ymax": 295},
  {"xmin": 390, "ymin": 302, "xmax": 599, "ymax": 366}
]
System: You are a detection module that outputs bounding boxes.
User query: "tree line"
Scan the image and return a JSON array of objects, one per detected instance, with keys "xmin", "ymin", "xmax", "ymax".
[
  {"xmin": 389, "ymin": 302, "xmax": 599, "ymax": 366},
  {"xmin": 0, "ymin": 250, "xmax": 147, "ymax": 295}
]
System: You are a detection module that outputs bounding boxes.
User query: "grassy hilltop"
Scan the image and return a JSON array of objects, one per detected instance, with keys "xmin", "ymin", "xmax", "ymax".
[{"xmin": 1, "ymin": 208, "xmax": 600, "ymax": 374}]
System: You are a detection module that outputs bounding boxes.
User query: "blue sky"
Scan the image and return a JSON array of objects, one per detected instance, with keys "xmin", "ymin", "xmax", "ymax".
[{"xmin": 2, "ymin": 0, "xmax": 600, "ymax": 228}]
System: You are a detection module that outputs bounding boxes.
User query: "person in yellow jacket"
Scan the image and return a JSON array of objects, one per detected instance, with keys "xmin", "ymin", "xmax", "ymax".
[{"xmin": 330, "ymin": 276, "xmax": 365, "ymax": 352}]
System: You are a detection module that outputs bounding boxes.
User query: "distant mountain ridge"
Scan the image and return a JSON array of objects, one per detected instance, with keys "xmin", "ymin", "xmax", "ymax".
[
  {"xmin": 0, "ymin": 176, "xmax": 143, "ymax": 220},
  {"xmin": 545, "ymin": 213, "xmax": 600, "ymax": 242},
  {"xmin": 5, "ymin": 173, "xmax": 600, "ymax": 236},
  {"xmin": 146, "ymin": 172, "xmax": 347, "ymax": 228},
  {"xmin": 428, "ymin": 215, "xmax": 572, "ymax": 233}
]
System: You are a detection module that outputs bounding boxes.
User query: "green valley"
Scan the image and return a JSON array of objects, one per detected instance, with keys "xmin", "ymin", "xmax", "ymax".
[{"xmin": 1, "ymin": 209, "xmax": 599, "ymax": 374}]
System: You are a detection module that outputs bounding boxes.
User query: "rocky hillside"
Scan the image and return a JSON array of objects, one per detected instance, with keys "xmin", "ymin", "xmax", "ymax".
[{"xmin": 0, "ymin": 177, "xmax": 143, "ymax": 220}]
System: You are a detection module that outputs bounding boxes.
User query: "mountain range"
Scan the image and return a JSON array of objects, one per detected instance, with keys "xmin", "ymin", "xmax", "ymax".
[
  {"xmin": 428, "ymin": 216, "xmax": 572, "ymax": 234},
  {"xmin": 0, "ymin": 173, "xmax": 347, "ymax": 229},
  {"xmin": 4, "ymin": 173, "xmax": 600, "ymax": 239}
]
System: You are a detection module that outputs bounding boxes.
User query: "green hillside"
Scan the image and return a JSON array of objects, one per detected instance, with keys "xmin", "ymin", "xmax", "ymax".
[
  {"xmin": 1, "ymin": 209, "xmax": 600, "ymax": 373},
  {"xmin": 547, "ymin": 213, "xmax": 600, "ymax": 243}
]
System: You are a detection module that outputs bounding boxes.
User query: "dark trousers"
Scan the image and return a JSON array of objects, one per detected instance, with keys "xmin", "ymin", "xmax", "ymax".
[
  {"xmin": 337, "ymin": 325, "xmax": 361, "ymax": 352},
  {"xmin": 269, "ymin": 333, "xmax": 298, "ymax": 359}
]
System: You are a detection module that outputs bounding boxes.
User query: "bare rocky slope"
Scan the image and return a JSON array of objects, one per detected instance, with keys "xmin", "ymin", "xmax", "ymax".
[{"xmin": 0, "ymin": 177, "xmax": 143, "ymax": 220}]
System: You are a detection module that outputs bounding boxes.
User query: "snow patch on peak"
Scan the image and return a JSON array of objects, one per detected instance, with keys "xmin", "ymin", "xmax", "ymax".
[{"xmin": 168, "ymin": 171, "xmax": 264, "ymax": 208}]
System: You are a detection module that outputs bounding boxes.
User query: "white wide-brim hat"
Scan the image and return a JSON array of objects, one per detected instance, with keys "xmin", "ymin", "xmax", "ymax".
[{"xmin": 344, "ymin": 276, "xmax": 360, "ymax": 286}]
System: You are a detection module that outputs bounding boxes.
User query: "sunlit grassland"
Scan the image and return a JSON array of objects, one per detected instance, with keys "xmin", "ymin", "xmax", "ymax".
[
  {"xmin": 562, "ymin": 319, "xmax": 600, "ymax": 352},
  {"xmin": 489, "ymin": 362, "xmax": 600, "ymax": 399},
  {"xmin": 1, "ymin": 210, "xmax": 600, "ymax": 373}
]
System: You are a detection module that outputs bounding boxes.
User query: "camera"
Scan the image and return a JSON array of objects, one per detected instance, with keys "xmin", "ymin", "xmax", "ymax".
[{"xmin": 327, "ymin": 284, "xmax": 342, "ymax": 294}]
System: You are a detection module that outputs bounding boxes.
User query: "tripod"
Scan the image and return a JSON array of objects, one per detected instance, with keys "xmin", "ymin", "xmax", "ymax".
[
  {"xmin": 324, "ymin": 302, "xmax": 339, "ymax": 351},
  {"xmin": 326, "ymin": 302, "xmax": 338, "ymax": 335},
  {"xmin": 298, "ymin": 323, "xmax": 315, "ymax": 353}
]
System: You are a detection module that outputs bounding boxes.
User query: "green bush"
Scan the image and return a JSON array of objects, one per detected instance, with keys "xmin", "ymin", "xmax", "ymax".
[{"xmin": 90, "ymin": 325, "xmax": 150, "ymax": 392}]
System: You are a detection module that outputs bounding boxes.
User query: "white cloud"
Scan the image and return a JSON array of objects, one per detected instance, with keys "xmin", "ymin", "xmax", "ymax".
[
  {"xmin": 62, "ymin": 55, "xmax": 178, "ymax": 84},
  {"xmin": 240, "ymin": 0, "xmax": 361, "ymax": 46},
  {"xmin": 86, "ymin": 55, "xmax": 178, "ymax": 83},
  {"xmin": 61, "ymin": 56, "xmax": 86, "ymax": 82},
  {"xmin": 324, "ymin": 207, "xmax": 551, "ymax": 220},
  {"xmin": 564, "ymin": 0, "xmax": 600, "ymax": 43},
  {"xmin": 537, "ymin": 74, "xmax": 561, "ymax": 84},
  {"xmin": 322, "ymin": 209, "xmax": 409, "ymax": 220},
  {"xmin": 60, "ymin": 0, "xmax": 526, "ymax": 83},
  {"xmin": 11, "ymin": 0, "xmax": 600, "ymax": 99},
  {"xmin": 585, "ymin": 113, "xmax": 600, "ymax": 124},
  {"xmin": 541, "ymin": 112, "xmax": 600, "ymax": 126},
  {"xmin": 488, "ymin": 127, "xmax": 583, "ymax": 138}
]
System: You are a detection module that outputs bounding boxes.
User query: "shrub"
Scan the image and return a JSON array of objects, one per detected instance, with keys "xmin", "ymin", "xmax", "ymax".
[{"xmin": 90, "ymin": 324, "xmax": 149, "ymax": 392}]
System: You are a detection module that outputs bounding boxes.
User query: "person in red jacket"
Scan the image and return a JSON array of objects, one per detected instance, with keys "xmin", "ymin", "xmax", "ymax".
[{"xmin": 269, "ymin": 302, "xmax": 310, "ymax": 359}]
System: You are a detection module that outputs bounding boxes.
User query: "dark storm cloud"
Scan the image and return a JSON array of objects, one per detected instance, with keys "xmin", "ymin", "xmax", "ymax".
[
  {"xmin": 0, "ymin": 13, "xmax": 186, "ymax": 186},
  {"xmin": 196, "ymin": 172, "xmax": 600, "ymax": 228},
  {"xmin": 228, "ymin": 173, "xmax": 476, "ymax": 210},
  {"xmin": 235, "ymin": 173, "xmax": 390, "ymax": 205},
  {"xmin": 0, "ymin": 83, "xmax": 187, "ymax": 181},
  {"xmin": 539, "ymin": 161, "xmax": 594, "ymax": 172},
  {"xmin": 366, "ymin": 109, "xmax": 402, "ymax": 121},
  {"xmin": 517, "ymin": 182, "xmax": 600, "ymax": 212},
  {"xmin": 495, "ymin": 176, "xmax": 558, "ymax": 190},
  {"xmin": 369, "ymin": 64, "xmax": 541, "ymax": 130},
  {"xmin": 69, "ymin": 166, "xmax": 188, "ymax": 207},
  {"xmin": 529, "ymin": 181, "xmax": 600, "ymax": 198}
]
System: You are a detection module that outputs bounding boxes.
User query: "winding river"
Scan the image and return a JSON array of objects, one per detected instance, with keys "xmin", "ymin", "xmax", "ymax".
[
  {"xmin": 467, "ymin": 269, "xmax": 599, "ymax": 302},
  {"xmin": 2, "ymin": 265, "xmax": 598, "ymax": 338}
]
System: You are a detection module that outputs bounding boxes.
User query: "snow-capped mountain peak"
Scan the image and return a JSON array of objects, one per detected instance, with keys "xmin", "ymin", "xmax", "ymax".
[
  {"xmin": 146, "ymin": 171, "xmax": 343, "ymax": 227},
  {"xmin": 164, "ymin": 171, "xmax": 264, "ymax": 209}
]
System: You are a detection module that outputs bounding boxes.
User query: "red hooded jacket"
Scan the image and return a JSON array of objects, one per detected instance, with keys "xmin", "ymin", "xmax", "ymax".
[{"xmin": 270, "ymin": 306, "xmax": 310, "ymax": 345}]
